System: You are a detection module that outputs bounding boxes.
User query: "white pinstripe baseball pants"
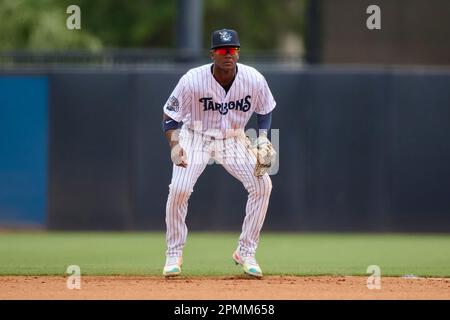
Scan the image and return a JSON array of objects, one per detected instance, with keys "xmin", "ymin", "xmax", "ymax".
[{"xmin": 165, "ymin": 128, "xmax": 272, "ymax": 258}]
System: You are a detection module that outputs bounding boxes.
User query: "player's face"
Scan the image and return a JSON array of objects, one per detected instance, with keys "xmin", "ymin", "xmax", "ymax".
[{"xmin": 211, "ymin": 46, "xmax": 240, "ymax": 71}]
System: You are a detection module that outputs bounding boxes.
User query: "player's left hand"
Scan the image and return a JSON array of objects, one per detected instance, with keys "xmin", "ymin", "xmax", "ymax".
[{"xmin": 253, "ymin": 135, "xmax": 276, "ymax": 178}]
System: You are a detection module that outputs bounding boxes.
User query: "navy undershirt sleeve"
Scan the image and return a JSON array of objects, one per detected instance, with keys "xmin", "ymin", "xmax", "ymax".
[
  {"xmin": 162, "ymin": 118, "xmax": 181, "ymax": 132},
  {"xmin": 257, "ymin": 111, "xmax": 272, "ymax": 133}
]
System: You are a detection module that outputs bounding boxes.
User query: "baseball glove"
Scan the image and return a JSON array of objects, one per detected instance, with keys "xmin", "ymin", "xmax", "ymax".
[{"xmin": 253, "ymin": 135, "xmax": 276, "ymax": 178}]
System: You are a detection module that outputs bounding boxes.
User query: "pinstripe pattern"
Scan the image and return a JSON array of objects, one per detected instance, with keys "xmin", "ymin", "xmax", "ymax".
[{"xmin": 164, "ymin": 63, "xmax": 276, "ymax": 258}]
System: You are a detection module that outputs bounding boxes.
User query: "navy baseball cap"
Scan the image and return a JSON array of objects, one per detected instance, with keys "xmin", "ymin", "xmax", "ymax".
[{"xmin": 211, "ymin": 29, "xmax": 240, "ymax": 49}]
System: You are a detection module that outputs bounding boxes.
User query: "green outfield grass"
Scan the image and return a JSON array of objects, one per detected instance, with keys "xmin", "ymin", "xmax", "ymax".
[{"xmin": 0, "ymin": 232, "xmax": 449, "ymax": 277}]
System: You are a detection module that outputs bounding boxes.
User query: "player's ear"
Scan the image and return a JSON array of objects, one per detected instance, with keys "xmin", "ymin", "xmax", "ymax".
[{"xmin": 209, "ymin": 50, "xmax": 214, "ymax": 60}]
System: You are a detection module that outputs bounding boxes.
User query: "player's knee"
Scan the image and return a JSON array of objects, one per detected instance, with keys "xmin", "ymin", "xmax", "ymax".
[
  {"xmin": 250, "ymin": 175, "xmax": 272, "ymax": 197},
  {"xmin": 261, "ymin": 175, "xmax": 272, "ymax": 196},
  {"xmin": 168, "ymin": 184, "xmax": 193, "ymax": 201}
]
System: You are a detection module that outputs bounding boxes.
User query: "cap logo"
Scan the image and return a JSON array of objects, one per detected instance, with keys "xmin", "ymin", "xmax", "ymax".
[{"xmin": 219, "ymin": 31, "xmax": 232, "ymax": 42}]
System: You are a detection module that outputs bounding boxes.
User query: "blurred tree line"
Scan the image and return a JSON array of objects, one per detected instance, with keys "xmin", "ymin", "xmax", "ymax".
[{"xmin": 0, "ymin": 0, "xmax": 306, "ymax": 56}]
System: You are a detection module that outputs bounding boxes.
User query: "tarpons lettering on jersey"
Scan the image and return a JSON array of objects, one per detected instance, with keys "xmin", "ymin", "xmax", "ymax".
[{"xmin": 199, "ymin": 95, "xmax": 251, "ymax": 115}]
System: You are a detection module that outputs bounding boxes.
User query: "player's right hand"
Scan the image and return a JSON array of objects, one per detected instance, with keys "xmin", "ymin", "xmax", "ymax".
[{"xmin": 170, "ymin": 143, "xmax": 188, "ymax": 168}]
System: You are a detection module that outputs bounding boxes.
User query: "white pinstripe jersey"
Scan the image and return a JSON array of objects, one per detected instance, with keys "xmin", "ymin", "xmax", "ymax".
[{"xmin": 163, "ymin": 63, "xmax": 276, "ymax": 138}]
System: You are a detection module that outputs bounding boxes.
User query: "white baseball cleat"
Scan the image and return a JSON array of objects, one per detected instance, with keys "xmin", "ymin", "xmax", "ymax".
[
  {"xmin": 232, "ymin": 250, "xmax": 263, "ymax": 278},
  {"xmin": 163, "ymin": 256, "xmax": 183, "ymax": 277}
]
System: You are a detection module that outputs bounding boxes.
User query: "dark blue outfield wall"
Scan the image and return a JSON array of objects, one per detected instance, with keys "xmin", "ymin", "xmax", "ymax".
[
  {"xmin": 0, "ymin": 76, "xmax": 48, "ymax": 226},
  {"xmin": 1, "ymin": 67, "xmax": 450, "ymax": 232}
]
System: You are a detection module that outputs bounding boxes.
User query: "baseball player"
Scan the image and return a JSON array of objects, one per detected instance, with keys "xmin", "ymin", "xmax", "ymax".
[{"xmin": 161, "ymin": 29, "xmax": 276, "ymax": 278}]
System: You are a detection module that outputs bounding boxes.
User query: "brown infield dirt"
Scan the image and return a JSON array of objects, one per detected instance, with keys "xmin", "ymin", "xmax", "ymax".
[{"xmin": 1, "ymin": 275, "xmax": 450, "ymax": 299}]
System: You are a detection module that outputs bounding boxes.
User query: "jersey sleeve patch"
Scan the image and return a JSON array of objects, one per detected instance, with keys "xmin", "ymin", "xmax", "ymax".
[{"xmin": 166, "ymin": 96, "xmax": 180, "ymax": 112}]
